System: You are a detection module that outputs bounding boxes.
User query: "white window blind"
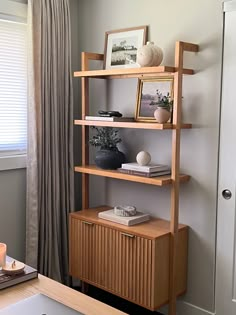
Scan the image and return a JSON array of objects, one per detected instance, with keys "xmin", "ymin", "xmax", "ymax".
[{"xmin": 0, "ymin": 19, "xmax": 27, "ymax": 156}]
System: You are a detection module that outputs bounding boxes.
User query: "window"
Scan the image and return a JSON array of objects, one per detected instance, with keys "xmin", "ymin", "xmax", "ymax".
[{"xmin": 0, "ymin": 1, "xmax": 27, "ymax": 170}]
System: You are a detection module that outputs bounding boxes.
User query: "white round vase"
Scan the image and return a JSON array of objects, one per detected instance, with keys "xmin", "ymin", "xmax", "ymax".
[
  {"xmin": 137, "ymin": 42, "xmax": 163, "ymax": 67},
  {"xmin": 154, "ymin": 108, "xmax": 171, "ymax": 123}
]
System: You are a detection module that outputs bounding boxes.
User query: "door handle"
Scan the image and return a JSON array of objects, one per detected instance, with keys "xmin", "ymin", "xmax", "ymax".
[
  {"xmin": 222, "ymin": 189, "xmax": 232, "ymax": 200},
  {"xmin": 81, "ymin": 221, "xmax": 94, "ymax": 226},
  {"xmin": 121, "ymin": 232, "xmax": 135, "ymax": 238}
]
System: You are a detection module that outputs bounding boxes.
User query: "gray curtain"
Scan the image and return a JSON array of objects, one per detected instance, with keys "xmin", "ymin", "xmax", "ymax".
[{"xmin": 26, "ymin": 0, "xmax": 74, "ymax": 284}]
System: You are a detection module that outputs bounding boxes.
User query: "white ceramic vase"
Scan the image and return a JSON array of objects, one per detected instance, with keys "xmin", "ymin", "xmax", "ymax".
[
  {"xmin": 137, "ymin": 42, "xmax": 163, "ymax": 67},
  {"xmin": 154, "ymin": 108, "xmax": 171, "ymax": 123}
]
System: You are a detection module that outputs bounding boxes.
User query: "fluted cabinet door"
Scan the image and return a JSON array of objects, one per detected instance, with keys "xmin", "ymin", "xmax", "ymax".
[
  {"xmin": 69, "ymin": 218, "xmax": 97, "ymax": 283},
  {"xmin": 119, "ymin": 233, "xmax": 154, "ymax": 308}
]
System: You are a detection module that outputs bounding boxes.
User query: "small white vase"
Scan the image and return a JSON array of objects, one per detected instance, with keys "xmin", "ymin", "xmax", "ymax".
[
  {"xmin": 137, "ymin": 42, "xmax": 163, "ymax": 67},
  {"xmin": 154, "ymin": 108, "xmax": 171, "ymax": 123}
]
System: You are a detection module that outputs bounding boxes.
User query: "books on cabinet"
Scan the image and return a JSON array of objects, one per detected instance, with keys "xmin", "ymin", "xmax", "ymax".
[{"xmin": 0, "ymin": 256, "xmax": 38, "ymax": 290}]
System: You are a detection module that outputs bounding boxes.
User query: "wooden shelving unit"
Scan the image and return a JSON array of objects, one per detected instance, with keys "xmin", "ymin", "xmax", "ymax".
[{"xmin": 70, "ymin": 41, "xmax": 198, "ymax": 315}]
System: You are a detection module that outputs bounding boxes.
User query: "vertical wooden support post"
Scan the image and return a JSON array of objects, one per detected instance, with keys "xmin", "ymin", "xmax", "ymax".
[
  {"xmin": 168, "ymin": 41, "xmax": 198, "ymax": 315},
  {"xmin": 81, "ymin": 52, "xmax": 89, "ymax": 209},
  {"xmin": 169, "ymin": 41, "xmax": 184, "ymax": 315}
]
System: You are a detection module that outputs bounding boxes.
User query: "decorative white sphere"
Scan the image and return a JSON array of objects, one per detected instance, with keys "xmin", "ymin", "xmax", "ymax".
[
  {"xmin": 137, "ymin": 42, "xmax": 163, "ymax": 67},
  {"xmin": 136, "ymin": 151, "xmax": 151, "ymax": 166}
]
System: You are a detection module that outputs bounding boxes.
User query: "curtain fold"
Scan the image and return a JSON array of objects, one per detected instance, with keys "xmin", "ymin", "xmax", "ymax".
[{"xmin": 26, "ymin": 0, "xmax": 74, "ymax": 284}]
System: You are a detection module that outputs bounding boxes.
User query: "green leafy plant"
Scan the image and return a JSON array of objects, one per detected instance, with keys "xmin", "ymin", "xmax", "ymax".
[
  {"xmin": 89, "ymin": 127, "xmax": 122, "ymax": 150},
  {"xmin": 150, "ymin": 90, "xmax": 173, "ymax": 112}
]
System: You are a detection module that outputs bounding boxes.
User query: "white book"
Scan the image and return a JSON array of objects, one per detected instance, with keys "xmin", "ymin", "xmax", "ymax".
[
  {"xmin": 121, "ymin": 162, "xmax": 170, "ymax": 173},
  {"xmin": 85, "ymin": 116, "xmax": 134, "ymax": 122},
  {"xmin": 117, "ymin": 168, "xmax": 171, "ymax": 177},
  {"xmin": 98, "ymin": 209, "xmax": 150, "ymax": 226}
]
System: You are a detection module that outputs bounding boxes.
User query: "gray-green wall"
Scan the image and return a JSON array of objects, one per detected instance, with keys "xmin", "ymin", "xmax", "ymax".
[
  {"xmin": 76, "ymin": 1, "xmax": 223, "ymax": 314},
  {"xmin": 0, "ymin": 169, "xmax": 26, "ymax": 261}
]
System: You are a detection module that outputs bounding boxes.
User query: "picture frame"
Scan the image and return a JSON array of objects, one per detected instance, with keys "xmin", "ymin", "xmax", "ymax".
[
  {"xmin": 135, "ymin": 77, "xmax": 174, "ymax": 122},
  {"xmin": 104, "ymin": 25, "xmax": 147, "ymax": 70}
]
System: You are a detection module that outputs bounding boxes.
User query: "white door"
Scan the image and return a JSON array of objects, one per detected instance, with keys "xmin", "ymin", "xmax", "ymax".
[{"xmin": 216, "ymin": 2, "xmax": 236, "ymax": 314}]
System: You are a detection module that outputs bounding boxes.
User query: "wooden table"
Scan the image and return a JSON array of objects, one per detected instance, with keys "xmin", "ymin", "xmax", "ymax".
[{"xmin": 0, "ymin": 274, "xmax": 127, "ymax": 315}]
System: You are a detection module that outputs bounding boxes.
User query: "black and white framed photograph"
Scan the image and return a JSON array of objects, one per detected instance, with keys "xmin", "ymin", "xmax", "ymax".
[
  {"xmin": 135, "ymin": 77, "xmax": 174, "ymax": 122},
  {"xmin": 104, "ymin": 26, "xmax": 147, "ymax": 69}
]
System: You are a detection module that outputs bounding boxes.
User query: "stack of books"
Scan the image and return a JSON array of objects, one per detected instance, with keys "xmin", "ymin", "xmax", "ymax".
[
  {"xmin": 118, "ymin": 162, "xmax": 171, "ymax": 178},
  {"xmin": 0, "ymin": 256, "xmax": 38, "ymax": 290}
]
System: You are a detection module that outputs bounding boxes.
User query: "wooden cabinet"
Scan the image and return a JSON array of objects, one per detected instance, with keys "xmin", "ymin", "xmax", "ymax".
[
  {"xmin": 70, "ymin": 41, "xmax": 198, "ymax": 314},
  {"xmin": 69, "ymin": 207, "xmax": 188, "ymax": 310}
]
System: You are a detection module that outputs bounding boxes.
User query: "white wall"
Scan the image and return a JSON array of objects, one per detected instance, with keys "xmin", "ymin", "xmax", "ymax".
[{"xmin": 76, "ymin": 0, "xmax": 223, "ymax": 314}]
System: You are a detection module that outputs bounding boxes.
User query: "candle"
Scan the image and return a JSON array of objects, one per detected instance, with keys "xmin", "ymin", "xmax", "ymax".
[{"xmin": 0, "ymin": 243, "xmax": 7, "ymax": 267}]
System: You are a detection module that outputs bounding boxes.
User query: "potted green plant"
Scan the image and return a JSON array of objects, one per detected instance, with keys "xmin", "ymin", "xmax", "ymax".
[
  {"xmin": 150, "ymin": 90, "xmax": 173, "ymax": 123},
  {"xmin": 89, "ymin": 127, "xmax": 126, "ymax": 169}
]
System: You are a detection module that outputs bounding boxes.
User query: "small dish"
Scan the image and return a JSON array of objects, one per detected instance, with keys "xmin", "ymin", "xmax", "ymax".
[{"xmin": 2, "ymin": 260, "xmax": 25, "ymax": 275}]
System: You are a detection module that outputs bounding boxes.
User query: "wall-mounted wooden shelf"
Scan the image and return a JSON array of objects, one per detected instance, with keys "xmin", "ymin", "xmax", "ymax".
[
  {"xmin": 74, "ymin": 65, "xmax": 194, "ymax": 79},
  {"xmin": 74, "ymin": 165, "xmax": 190, "ymax": 186},
  {"xmin": 74, "ymin": 120, "xmax": 192, "ymax": 130}
]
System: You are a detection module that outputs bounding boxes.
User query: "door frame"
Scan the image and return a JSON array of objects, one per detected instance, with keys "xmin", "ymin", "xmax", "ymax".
[{"xmin": 215, "ymin": 1, "xmax": 236, "ymax": 314}]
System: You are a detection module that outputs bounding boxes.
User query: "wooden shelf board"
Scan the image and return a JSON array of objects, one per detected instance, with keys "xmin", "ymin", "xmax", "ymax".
[
  {"xmin": 70, "ymin": 206, "xmax": 188, "ymax": 239},
  {"xmin": 74, "ymin": 165, "xmax": 190, "ymax": 186},
  {"xmin": 74, "ymin": 120, "xmax": 192, "ymax": 129},
  {"xmin": 74, "ymin": 66, "xmax": 194, "ymax": 78}
]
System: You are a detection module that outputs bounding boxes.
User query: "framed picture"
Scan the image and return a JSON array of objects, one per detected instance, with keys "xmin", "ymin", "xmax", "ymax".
[
  {"xmin": 135, "ymin": 77, "xmax": 174, "ymax": 122},
  {"xmin": 104, "ymin": 25, "xmax": 147, "ymax": 70}
]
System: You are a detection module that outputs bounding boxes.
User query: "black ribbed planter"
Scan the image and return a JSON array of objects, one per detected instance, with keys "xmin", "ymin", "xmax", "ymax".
[{"xmin": 95, "ymin": 148, "xmax": 126, "ymax": 170}]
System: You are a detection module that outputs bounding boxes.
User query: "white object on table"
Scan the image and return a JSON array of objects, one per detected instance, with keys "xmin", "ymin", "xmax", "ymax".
[{"xmin": 0, "ymin": 243, "xmax": 7, "ymax": 267}]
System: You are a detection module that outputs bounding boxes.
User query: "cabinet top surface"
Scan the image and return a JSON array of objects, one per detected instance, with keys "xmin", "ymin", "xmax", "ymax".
[{"xmin": 70, "ymin": 206, "xmax": 187, "ymax": 239}]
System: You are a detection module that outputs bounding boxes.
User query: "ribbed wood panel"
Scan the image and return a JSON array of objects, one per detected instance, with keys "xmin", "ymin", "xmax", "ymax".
[{"xmin": 117, "ymin": 234, "xmax": 153, "ymax": 308}]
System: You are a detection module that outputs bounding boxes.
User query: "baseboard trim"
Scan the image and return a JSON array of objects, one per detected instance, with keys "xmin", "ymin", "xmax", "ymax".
[{"xmin": 158, "ymin": 301, "xmax": 215, "ymax": 315}]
